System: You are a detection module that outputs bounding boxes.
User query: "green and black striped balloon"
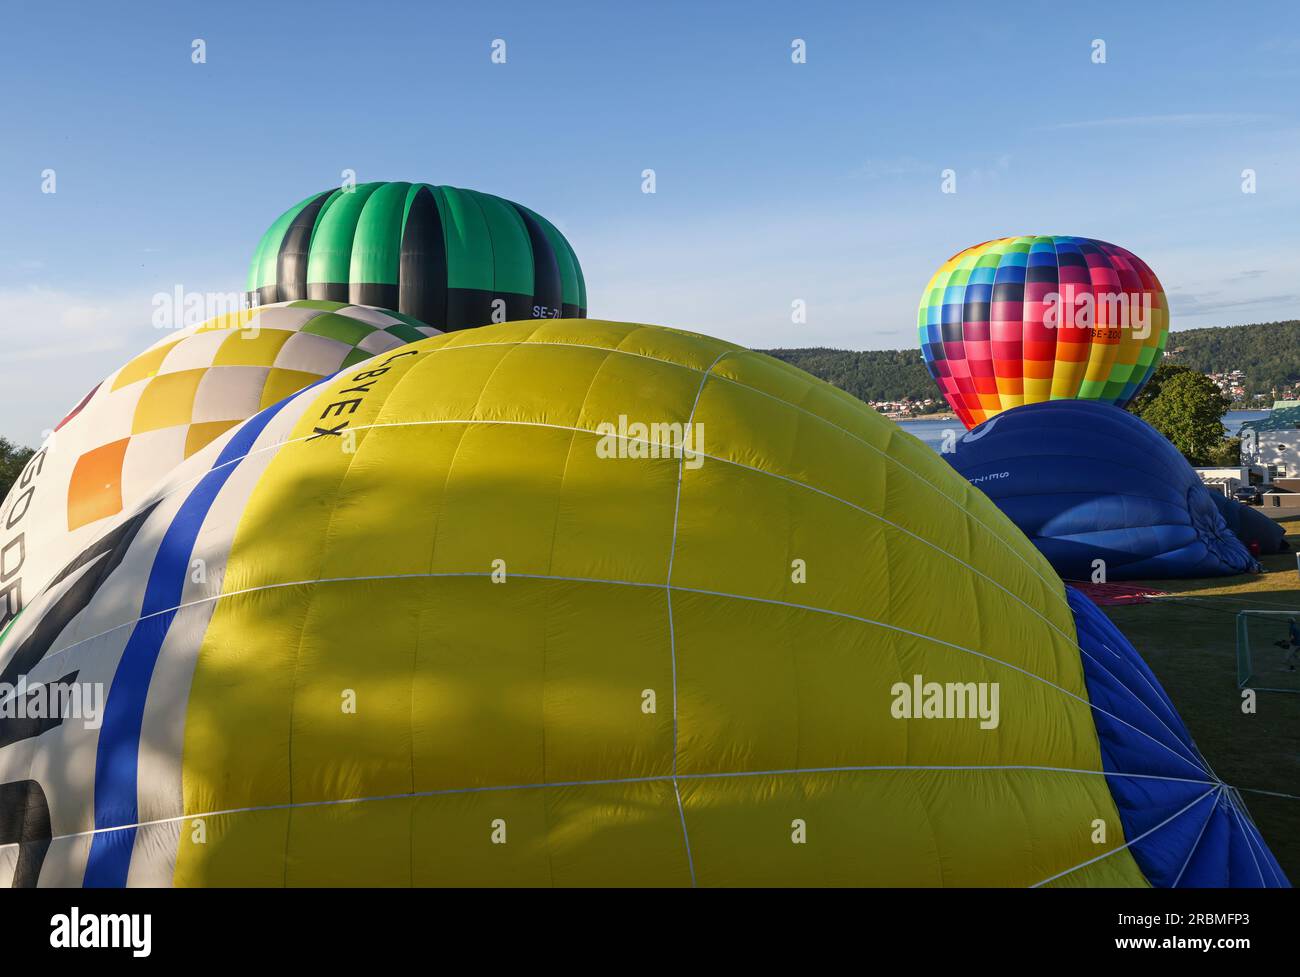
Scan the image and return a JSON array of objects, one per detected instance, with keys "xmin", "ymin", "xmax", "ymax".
[{"xmin": 247, "ymin": 182, "xmax": 586, "ymax": 330}]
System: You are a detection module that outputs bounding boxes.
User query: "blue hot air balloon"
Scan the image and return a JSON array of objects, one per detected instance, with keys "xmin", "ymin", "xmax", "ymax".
[
  {"xmin": 945, "ymin": 401, "xmax": 1257, "ymax": 580},
  {"xmin": 1210, "ymin": 491, "xmax": 1287, "ymax": 556}
]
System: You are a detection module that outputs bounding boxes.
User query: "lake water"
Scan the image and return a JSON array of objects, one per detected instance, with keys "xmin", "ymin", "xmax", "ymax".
[{"xmin": 896, "ymin": 409, "xmax": 1270, "ymax": 454}]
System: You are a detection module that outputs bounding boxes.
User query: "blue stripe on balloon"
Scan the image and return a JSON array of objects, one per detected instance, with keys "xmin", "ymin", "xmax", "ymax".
[
  {"xmin": 1067, "ymin": 586, "xmax": 1289, "ymax": 887},
  {"xmin": 82, "ymin": 384, "xmax": 319, "ymax": 887}
]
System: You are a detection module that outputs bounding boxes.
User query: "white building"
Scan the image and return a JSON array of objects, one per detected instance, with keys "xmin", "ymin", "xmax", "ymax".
[
  {"xmin": 1239, "ymin": 401, "xmax": 1300, "ymax": 482},
  {"xmin": 1194, "ymin": 466, "xmax": 1250, "ymax": 496}
]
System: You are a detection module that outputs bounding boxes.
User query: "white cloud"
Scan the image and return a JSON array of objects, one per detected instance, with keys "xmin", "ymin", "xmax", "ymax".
[
  {"xmin": 0, "ymin": 286, "xmax": 151, "ymax": 361},
  {"xmin": 1042, "ymin": 113, "xmax": 1272, "ymax": 131},
  {"xmin": 576, "ymin": 206, "xmax": 934, "ymax": 351},
  {"xmin": 0, "ymin": 286, "xmax": 159, "ymax": 444},
  {"xmin": 856, "ymin": 156, "xmax": 934, "ymax": 180}
]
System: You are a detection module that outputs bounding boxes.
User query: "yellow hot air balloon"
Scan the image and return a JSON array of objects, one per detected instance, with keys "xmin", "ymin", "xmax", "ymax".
[{"xmin": 0, "ymin": 320, "xmax": 1283, "ymax": 887}]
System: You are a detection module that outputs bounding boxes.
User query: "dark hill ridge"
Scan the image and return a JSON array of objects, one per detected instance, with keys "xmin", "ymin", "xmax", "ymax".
[
  {"xmin": 762, "ymin": 347, "xmax": 935, "ymax": 404},
  {"xmin": 763, "ymin": 319, "xmax": 1300, "ymax": 404}
]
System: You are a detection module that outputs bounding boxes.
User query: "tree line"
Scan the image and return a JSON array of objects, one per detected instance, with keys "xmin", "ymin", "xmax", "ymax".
[
  {"xmin": 4, "ymin": 320, "xmax": 1293, "ymax": 500},
  {"xmin": 766, "ymin": 318, "xmax": 1300, "ymax": 405},
  {"xmin": 764, "ymin": 347, "xmax": 937, "ymax": 403},
  {"xmin": 1, "ymin": 438, "xmax": 35, "ymax": 505},
  {"xmin": 1162, "ymin": 319, "xmax": 1300, "ymax": 397}
]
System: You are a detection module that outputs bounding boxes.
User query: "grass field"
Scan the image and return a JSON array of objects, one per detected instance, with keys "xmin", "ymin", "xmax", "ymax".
[{"xmin": 1101, "ymin": 515, "xmax": 1300, "ymax": 884}]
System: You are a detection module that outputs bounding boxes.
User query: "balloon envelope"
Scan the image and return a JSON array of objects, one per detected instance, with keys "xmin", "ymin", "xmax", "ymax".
[
  {"xmin": 246, "ymin": 182, "xmax": 587, "ymax": 330},
  {"xmin": 919, "ymin": 236, "xmax": 1168, "ymax": 429},
  {"xmin": 1210, "ymin": 491, "xmax": 1287, "ymax": 555},
  {"xmin": 0, "ymin": 301, "xmax": 438, "ymax": 631},
  {"xmin": 0, "ymin": 322, "xmax": 1282, "ymax": 886},
  {"xmin": 945, "ymin": 401, "xmax": 1255, "ymax": 579}
]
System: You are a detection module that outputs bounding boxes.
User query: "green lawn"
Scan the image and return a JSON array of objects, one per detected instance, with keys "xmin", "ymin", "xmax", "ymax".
[{"xmin": 1102, "ymin": 515, "xmax": 1300, "ymax": 885}]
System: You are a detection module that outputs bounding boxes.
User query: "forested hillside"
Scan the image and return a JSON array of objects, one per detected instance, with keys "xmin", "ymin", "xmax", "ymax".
[
  {"xmin": 4, "ymin": 320, "xmax": 1297, "ymax": 498},
  {"xmin": 1161, "ymin": 319, "xmax": 1300, "ymax": 397},
  {"xmin": 763, "ymin": 348, "xmax": 935, "ymax": 403},
  {"xmin": 763, "ymin": 318, "xmax": 1300, "ymax": 405}
]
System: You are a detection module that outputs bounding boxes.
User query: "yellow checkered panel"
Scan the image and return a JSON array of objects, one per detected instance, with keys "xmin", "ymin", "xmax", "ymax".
[{"xmin": 0, "ymin": 302, "xmax": 438, "ymax": 636}]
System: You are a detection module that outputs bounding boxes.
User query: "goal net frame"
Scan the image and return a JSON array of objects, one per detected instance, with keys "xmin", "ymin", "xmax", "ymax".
[{"xmin": 1235, "ymin": 610, "xmax": 1300, "ymax": 694}]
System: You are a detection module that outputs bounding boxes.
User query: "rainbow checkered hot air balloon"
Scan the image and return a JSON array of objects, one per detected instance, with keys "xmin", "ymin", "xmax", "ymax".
[{"xmin": 918, "ymin": 236, "xmax": 1169, "ymax": 429}]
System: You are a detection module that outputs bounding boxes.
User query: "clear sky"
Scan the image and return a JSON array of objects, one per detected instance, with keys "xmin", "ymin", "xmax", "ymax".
[{"xmin": 2, "ymin": 0, "xmax": 1298, "ymax": 443}]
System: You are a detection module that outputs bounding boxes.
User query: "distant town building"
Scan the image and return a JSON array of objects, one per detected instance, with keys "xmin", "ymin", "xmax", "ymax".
[
  {"xmin": 1193, "ymin": 466, "xmax": 1250, "ymax": 496},
  {"xmin": 1207, "ymin": 369, "xmax": 1248, "ymax": 401},
  {"xmin": 1239, "ymin": 401, "xmax": 1300, "ymax": 481},
  {"xmin": 869, "ymin": 396, "xmax": 942, "ymax": 418}
]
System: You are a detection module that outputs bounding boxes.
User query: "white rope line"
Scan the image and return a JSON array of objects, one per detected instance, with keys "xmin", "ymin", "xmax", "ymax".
[
  {"xmin": 1073, "ymin": 632, "xmax": 1215, "ymax": 779},
  {"xmin": 0, "ymin": 762, "xmax": 1224, "ymax": 852},
  {"xmin": 1152, "ymin": 589, "xmax": 1300, "ymax": 607},
  {"xmin": 29, "ymin": 331, "xmax": 1072, "ymax": 621},
  {"xmin": 1030, "ymin": 785, "xmax": 1220, "ymax": 888},
  {"xmin": 6, "ymin": 568, "xmax": 1211, "ymax": 781},
  {"xmin": 1234, "ymin": 785, "xmax": 1300, "ymax": 801},
  {"xmin": 1171, "ymin": 784, "xmax": 1223, "ymax": 888},
  {"xmin": 1222, "ymin": 790, "xmax": 1281, "ymax": 887},
  {"xmin": 10, "ymin": 335, "xmax": 1120, "ymax": 719},
  {"xmin": 1229, "ymin": 795, "xmax": 1275, "ymax": 886},
  {"xmin": 662, "ymin": 348, "xmax": 729, "ymax": 887},
  {"xmin": 700, "ymin": 360, "xmax": 1068, "ymax": 600},
  {"xmin": 6, "ymin": 332, "xmax": 1282, "ymax": 883},
  {"xmin": 58, "ymin": 403, "xmax": 1187, "ymax": 767},
  {"xmin": 335, "ymin": 392, "xmax": 1196, "ymax": 758},
  {"xmin": 1086, "ymin": 629, "xmax": 1219, "ymax": 779},
  {"xmin": 3, "ymin": 339, "xmax": 1227, "ymax": 801},
  {"xmin": 678, "ymin": 582, "xmax": 1207, "ymax": 777},
  {"xmin": 1224, "ymin": 793, "xmax": 1269, "ymax": 886},
  {"xmin": 329, "ymin": 415, "xmax": 1215, "ymax": 772},
  {"xmin": 489, "ymin": 335, "xmax": 1070, "ymax": 602}
]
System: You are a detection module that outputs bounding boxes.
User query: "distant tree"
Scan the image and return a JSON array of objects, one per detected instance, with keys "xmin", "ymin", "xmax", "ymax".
[
  {"xmin": 0, "ymin": 437, "xmax": 35, "ymax": 500},
  {"xmin": 1136, "ymin": 371, "xmax": 1231, "ymax": 465},
  {"xmin": 1159, "ymin": 319, "xmax": 1300, "ymax": 399},
  {"xmin": 1126, "ymin": 362, "xmax": 1193, "ymax": 416},
  {"xmin": 762, "ymin": 347, "xmax": 938, "ymax": 404},
  {"xmin": 761, "ymin": 318, "xmax": 1300, "ymax": 411},
  {"xmin": 1205, "ymin": 436, "xmax": 1241, "ymax": 467}
]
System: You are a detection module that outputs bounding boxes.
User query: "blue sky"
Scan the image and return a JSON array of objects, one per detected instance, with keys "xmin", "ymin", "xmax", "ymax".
[{"xmin": 2, "ymin": 0, "xmax": 1298, "ymax": 443}]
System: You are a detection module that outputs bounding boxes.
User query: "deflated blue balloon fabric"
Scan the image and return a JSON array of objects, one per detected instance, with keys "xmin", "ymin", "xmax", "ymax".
[
  {"xmin": 1068, "ymin": 586, "xmax": 1288, "ymax": 886},
  {"xmin": 1210, "ymin": 491, "xmax": 1288, "ymax": 555},
  {"xmin": 945, "ymin": 401, "xmax": 1256, "ymax": 580}
]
